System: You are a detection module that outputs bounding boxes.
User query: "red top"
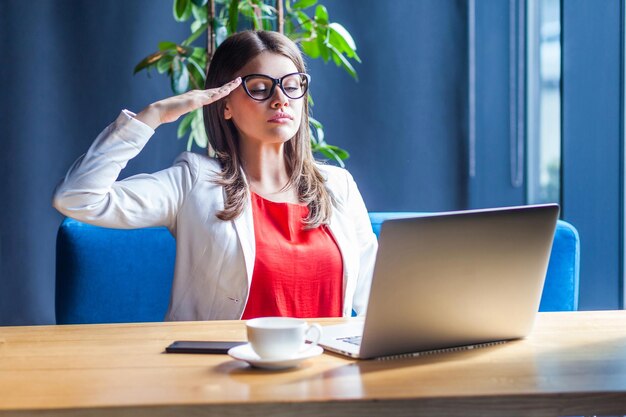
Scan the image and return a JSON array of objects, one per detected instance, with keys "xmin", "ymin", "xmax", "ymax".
[{"xmin": 241, "ymin": 193, "xmax": 344, "ymax": 319}]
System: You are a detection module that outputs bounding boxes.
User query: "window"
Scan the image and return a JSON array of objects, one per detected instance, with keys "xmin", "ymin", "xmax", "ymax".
[{"xmin": 526, "ymin": 0, "xmax": 561, "ymax": 205}]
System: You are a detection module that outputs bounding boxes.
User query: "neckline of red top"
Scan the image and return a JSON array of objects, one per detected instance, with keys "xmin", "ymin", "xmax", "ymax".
[{"xmin": 250, "ymin": 191, "xmax": 307, "ymax": 207}]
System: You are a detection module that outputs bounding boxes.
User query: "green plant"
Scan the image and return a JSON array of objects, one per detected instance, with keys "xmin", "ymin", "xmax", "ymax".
[{"xmin": 134, "ymin": 0, "xmax": 360, "ymax": 166}]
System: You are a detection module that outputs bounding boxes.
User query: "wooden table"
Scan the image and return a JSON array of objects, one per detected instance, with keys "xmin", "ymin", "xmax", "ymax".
[{"xmin": 2, "ymin": 311, "xmax": 626, "ymax": 417}]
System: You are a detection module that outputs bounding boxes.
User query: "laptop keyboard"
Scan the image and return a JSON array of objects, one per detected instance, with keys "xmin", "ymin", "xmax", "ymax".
[{"xmin": 338, "ymin": 336, "xmax": 362, "ymax": 346}]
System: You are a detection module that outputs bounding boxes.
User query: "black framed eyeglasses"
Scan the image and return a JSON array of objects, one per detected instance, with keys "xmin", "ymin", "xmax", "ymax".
[{"xmin": 240, "ymin": 72, "xmax": 311, "ymax": 101}]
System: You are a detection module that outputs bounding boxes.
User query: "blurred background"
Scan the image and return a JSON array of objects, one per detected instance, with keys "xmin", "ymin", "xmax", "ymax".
[{"xmin": 0, "ymin": 0, "xmax": 622, "ymax": 324}]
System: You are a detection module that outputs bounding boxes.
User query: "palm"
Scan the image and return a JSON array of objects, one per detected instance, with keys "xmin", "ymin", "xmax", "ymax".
[{"xmin": 137, "ymin": 78, "xmax": 240, "ymax": 129}]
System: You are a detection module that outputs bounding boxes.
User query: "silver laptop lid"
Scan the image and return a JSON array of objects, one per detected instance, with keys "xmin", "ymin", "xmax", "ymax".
[{"xmin": 358, "ymin": 204, "xmax": 559, "ymax": 359}]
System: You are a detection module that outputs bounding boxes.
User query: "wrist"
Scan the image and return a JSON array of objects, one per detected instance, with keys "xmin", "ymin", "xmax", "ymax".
[{"xmin": 135, "ymin": 104, "xmax": 162, "ymax": 130}]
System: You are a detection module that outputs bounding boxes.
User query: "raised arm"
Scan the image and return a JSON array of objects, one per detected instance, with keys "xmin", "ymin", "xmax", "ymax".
[{"xmin": 52, "ymin": 79, "xmax": 241, "ymax": 230}]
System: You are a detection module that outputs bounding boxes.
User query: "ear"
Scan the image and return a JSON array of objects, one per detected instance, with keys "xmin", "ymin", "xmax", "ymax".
[{"xmin": 223, "ymin": 101, "xmax": 233, "ymax": 120}]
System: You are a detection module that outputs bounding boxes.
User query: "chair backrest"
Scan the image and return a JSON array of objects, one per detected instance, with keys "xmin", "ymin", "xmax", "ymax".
[
  {"xmin": 55, "ymin": 218, "xmax": 175, "ymax": 324},
  {"xmin": 55, "ymin": 212, "xmax": 580, "ymax": 324}
]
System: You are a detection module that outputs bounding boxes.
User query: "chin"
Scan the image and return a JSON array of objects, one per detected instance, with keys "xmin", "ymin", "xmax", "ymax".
[{"xmin": 267, "ymin": 126, "xmax": 299, "ymax": 142}]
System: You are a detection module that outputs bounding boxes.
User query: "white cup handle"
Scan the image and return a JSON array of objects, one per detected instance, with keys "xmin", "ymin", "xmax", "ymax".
[{"xmin": 303, "ymin": 323, "xmax": 323, "ymax": 352}]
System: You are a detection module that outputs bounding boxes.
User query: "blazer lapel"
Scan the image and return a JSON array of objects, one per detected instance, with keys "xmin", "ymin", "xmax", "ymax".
[
  {"xmin": 232, "ymin": 188, "xmax": 256, "ymax": 293},
  {"xmin": 328, "ymin": 210, "xmax": 356, "ymax": 316}
]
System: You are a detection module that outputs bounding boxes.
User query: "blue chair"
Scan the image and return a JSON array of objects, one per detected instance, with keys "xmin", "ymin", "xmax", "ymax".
[
  {"xmin": 55, "ymin": 212, "xmax": 580, "ymax": 324},
  {"xmin": 55, "ymin": 219, "xmax": 175, "ymax": 324}
]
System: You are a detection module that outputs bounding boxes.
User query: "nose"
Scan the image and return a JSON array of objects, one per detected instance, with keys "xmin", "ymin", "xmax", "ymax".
[{"xmin": 270, "ymin": 84, "xmax": 289, "ymax": 109}]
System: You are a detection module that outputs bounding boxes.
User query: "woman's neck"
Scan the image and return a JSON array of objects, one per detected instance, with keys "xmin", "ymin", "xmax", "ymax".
[{"xmin": 240, "ymin": 142, "xmax": 299, "ymax": 203}]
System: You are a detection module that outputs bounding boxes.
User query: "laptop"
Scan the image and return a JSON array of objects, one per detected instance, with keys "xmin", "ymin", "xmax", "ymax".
[{"xmin": 319, "ymin": 204, "xmax": 559, "ymax": 359}]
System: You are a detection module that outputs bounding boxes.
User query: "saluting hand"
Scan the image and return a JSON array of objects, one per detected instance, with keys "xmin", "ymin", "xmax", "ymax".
[{"xmin": 136, "ymin": 77, "xmax": 241, "ymax": 129}]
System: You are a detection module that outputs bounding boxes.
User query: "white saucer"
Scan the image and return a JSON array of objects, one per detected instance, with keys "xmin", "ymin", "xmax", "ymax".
[{"xmin": 228, "ymin": 343, "xmax": 324, "ymax": 370}]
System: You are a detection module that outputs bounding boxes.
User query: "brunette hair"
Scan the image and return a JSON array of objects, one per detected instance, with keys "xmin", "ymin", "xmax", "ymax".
[{"xmin": 203, "ymin": 30, "xmax": 331, "ymax": 228}]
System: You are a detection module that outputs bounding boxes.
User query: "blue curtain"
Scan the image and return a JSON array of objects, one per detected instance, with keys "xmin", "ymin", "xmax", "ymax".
[{"xmin": 0, "ymin": 0, "xmax": 468, "ymax": 325}]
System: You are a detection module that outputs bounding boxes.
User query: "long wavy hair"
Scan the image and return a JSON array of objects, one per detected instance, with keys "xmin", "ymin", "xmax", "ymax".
[{"xmin": 203, "ymin": 30, "xmax": 331, "ymax": 228}]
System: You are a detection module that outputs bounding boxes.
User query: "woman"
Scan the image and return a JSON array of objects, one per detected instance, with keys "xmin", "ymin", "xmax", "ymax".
[{"xmin": 53, "ymin": 30, "xmax": 377, "ymax": 321}]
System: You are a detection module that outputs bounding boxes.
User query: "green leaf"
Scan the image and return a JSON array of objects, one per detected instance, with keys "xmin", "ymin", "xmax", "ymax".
[
  {"xmin": 325, "ymin": 144, "xmax": 349, "ymax": 160},
  {"xmin": 323, "ymin": 145, "xmax": 350, "ymax": 159},
  {"xmin": 134, "ymin": 51, "xmax": 166, "ymax": 74},
  {"xmin": 328, "ymin": 23, "xmax": 358, "ymax": 60},
  {"xmin": 177, "ymin": 44, "xmax": 194, "ymax": 57},
  {"xmin": 182, "ymin": 22, "xmax": 209, "ymax": 46},
  {"xmin": 250, "ymin": 12, "xmax": 262, "ymax": 30},
  {"xmin": 295, "ymin": 11, "xmax": 313, "ymax": 31},
  {"xmin": 228, "ymin": 0, "xmax": 239, "ymax": 33},
  {"xmin": 239, "ymin": 2, "xmax": 255, "ymax": 18},
  {"xmin": 309, "ymin": 116, "xmax": 323, "ymax": 130},
  {"xmin": 293, "ymin": 0, "xmax": 317, "ymax": 10},
  {"xmin": 187, "ymin": 131, "xmax": 195, "ymax": 151},
  {"xmin": 173, "ymin": 0, "xmax": 192, "ymax": 21},
  {"xmin": 190, "ymin": 48, "xmax": 207, "ymax": 70},
  {"xmin": 191, "ymin": 4, "xmax": 208, "ymax": 23},
  {"xmin": 191, "ymin": 0, "xmax": 207, "ymax": 6},
  {"xmin": 177, "ymin": 112, "xmax": 194, "ymax": 139},
  {"xmin": 328, "ymin": 44, "xmax": 358, "ymax": 80},
  {"xmin": 285, "ymin": 18, "xmax": 294, "ymax": 34},
  {"xmin": 171, "ymin": 56, "xmax": 190, "ymax": 94},
  {"xmin": 317, "ymin": 148, "xmax": 344, "ymax": 167},
  {"xmin": 316, "ymin": 144, "xmax": 348, "ymax": 166},
  {"xmin": 192, "ymin": 128, "xmax": 208, "ymax": 149},
  {"xmin": 301, "ymin": 38, "xmax": 320, "ymax": 58},
  {"xmin": 317, "ymin": 30, "xmax": 330, "ymax": 62},
  {"xmin": 314, "ymin": 123, "xmax": 324, "ymax": 142},
  {"xmin": 328, "ymin": 23, "xmax": 356, "ymax": 51},
  {"xmin": 191, "ymin": 109, "xmax": 208, "ymax": 148},
  {"xmin": 258, "ymin": 2, "xmax": 276, "ymax": 16},
  {"xmin": 330, "ymin": 47, "xmax": 342, "ymax": 66},
  {"xmin": 215, "ymin": 25, "xmax": 228, "ymax": 46},
  {"xmin": 309, "ymin": 126, "xmax": 319, "ymax": 145},
  {"xmin": 187, "ymin": 56, "xmax": 205, "ymax": 73},
  {"xmin": 314, "ymin": 4, "xmax": 328, "ymax": 25},
  {"xmin": 191, "ymin": 19, "xmax": 202, "ymax": 32},
  {"xmin": 158, "ymin": 41, "xmax": 177, "ymax": 51},
  {"xmin": 262, "ymin": 15, "xmax": 272, "ymax": 31},
  {"xmin": 156, "ymin": 54, "xmax": 174, "ymax": 74},
  {"xmin": 186, "ymin": 57, "xmax": 206, "ymax": 89},
  {"xmin": 192, "ymin": 47, "xmax": 206, "ymax": 60},
  {"xmin": 262, "ymin": 8, "xmax": 277, "ymax": 31},
  {"xmin": 308, "ymin": 115, "xmax": 325, "ymax": 146}
]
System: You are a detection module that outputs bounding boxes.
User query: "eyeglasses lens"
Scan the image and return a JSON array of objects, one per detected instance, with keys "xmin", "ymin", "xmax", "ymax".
[{"xmin": 244, "ymin": 74, "xmax": 308, "ymax": 100}]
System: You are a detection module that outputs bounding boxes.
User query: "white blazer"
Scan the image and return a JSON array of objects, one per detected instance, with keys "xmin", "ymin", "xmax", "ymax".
[{"xmin": 53, "ymin": 111, "xmax": 378, "ymax": 321}]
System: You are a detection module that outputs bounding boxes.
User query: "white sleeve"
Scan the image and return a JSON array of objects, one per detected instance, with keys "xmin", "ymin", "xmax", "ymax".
[{"xmin": 52, "ymin": 110, "xmax": 196, "ymax": 230}]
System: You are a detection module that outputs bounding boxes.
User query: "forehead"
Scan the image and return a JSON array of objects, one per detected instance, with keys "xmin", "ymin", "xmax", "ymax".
[{"xmin": 237, "ymin": 51, "xmax": 299, "ymax": 78}]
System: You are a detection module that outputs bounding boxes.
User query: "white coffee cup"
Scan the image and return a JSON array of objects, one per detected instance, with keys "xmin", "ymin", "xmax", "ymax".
[{"xmin": 246, "ymin": 317, "xmax": 323, "ymax": 360}]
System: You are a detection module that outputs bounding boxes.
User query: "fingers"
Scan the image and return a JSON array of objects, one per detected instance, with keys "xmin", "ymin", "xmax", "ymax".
[
  {"xmin": 221, "ymin": 77, "xmax": 242, "ymax": 92},
  {"xmin": 161, "ymin": 78, "xmax": 240, "ymax": 122},
  {"xmin": 144, "ymin": 78, "xmax": 242, "ymax": 127},
  {"xmin": 202, "ymin": 77, "xmax": 242, "ymax": 104}
]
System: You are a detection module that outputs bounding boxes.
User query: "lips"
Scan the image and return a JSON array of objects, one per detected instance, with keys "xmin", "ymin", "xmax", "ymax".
[{"xmin": 267, "ymin": 112, "xmax": 294, "ymax": 123}]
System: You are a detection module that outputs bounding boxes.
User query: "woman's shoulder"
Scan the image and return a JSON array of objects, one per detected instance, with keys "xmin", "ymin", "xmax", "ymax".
[
  {"xmin": 174, "ymin": 151, "xmax": 222, "ymax": 179},
  {"xmin": 316, "ymin": 162, "xmax": 354, "ymax": 185},
  {"xmin": 316, "ymin": 162, "xmax": 351, "ymax": 178},
  {"xmin": 315, "ymin": 163, "xmax": 357, "ymax": 202}
]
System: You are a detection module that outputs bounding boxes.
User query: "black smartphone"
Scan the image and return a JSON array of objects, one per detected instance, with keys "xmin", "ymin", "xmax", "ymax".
[{"xmin": 165, "ymin": 340, "xmax": 246, "ymax": 354}]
